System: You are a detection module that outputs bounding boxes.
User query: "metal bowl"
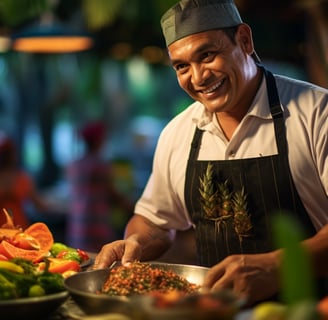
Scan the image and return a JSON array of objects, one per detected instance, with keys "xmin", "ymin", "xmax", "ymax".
[
  {"xmin": 0, "ymin": 290, "xmax": 69, "ymax": 320},
  {"xmin": 64, "ymin": 261, "xmax": 210, "ymax": 316},
  {"xmin": 64, "ymin": 267, "xmax": 130, "ymax": 315}
]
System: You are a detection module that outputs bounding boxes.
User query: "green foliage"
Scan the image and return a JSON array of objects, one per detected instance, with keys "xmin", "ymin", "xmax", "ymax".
[
  {"xmin": 0, "ymin": 0, "xmax": 49, "ymax": 27},
  {"xmin": 272, "ymin": 213, "xmax": 317, "ymax": 305}
]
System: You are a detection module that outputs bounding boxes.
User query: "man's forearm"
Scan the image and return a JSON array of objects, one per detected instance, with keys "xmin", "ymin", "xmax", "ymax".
[
  {"xmin": 303, "ymin": 224, "xmax": 328, "ymax": 277},
  {"xmin": 124, "ymin": 214, "xmax": 176, "ymax": 261}
]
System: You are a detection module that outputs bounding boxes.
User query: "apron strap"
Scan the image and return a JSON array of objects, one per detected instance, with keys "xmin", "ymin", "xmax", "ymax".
[
  {"xmin": 188, "ymin": 126, "xmax": 203, "ymax": 161},
  {"xmin": 261, "ymin": 66, "xmax": 287, "ymax": 156}
]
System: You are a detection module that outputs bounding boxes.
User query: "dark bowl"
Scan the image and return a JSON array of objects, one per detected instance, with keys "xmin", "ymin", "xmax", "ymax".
[
  {"xmin": 0, "ymin": 290, "xmax": 69, "ymax": 320},
  {"xmin": 64, "ymin": 261, "xmax": 210, "ymax": 316}
]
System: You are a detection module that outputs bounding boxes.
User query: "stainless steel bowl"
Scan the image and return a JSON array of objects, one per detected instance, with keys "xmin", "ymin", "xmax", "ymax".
[
  {"xmin": 64, "ymin": 262, "xmax": 243, "ymax": 319},
  {"xmin": 64, "ymin": 261, "xmax": 210, "ymax": 316},
  {"xmin": 64, "ymin": 267, "xmax": 130, "ymax": 315}
]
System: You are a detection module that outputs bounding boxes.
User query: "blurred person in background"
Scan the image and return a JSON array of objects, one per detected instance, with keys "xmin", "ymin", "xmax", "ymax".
[
  {"xmin": 66, "ymin": 121, "xmax": 133, "ymax": 252},
  {"xmin": 0, "ymin": 132, "xmax": 49, "ymax": 229}
]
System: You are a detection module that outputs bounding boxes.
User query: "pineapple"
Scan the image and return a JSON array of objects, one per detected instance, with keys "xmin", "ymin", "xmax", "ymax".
[
  {"xmin": 199, "ymin": 163, "xmax": 219, "ymax": 218},
  {"xmin": 217, "ymin": 180, "xmax": 233, "ymax": 217},
  {"xmin": 232, "ymin": 187, "xmax": 252, "ymax": 237}
]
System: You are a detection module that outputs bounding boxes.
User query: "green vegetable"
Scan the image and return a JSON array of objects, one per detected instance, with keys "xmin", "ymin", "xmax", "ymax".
[
  {"xmin": 0, "ymin": 258, "xmax": 65, "ymax": 300},
  {"xmin": 0, "ymin": 273, "xmax": 17, "ymax": 299},
  {"xmin": 50, "ymin": 242, "xmax": 70, "ymax": 257},
  {"xmin": 0, "ymin": 260, "xmax": 24, "ymax": 273},
  {"xmin": 10, "ymin": 257, "xmax": 37, "ymax": 275},
  {"xmin": 50, "ymin": 242, "xmax": 84, "ymax": 263},
  {"xmin": 37, "ymin": 272, "xmax": 65, "ymax": 294},
  {"xmin": 0, "ymin": 268, "xmax": 36, "ymax": 298},
  {"xmin": 58, "ymin": 250, "xmax": 82, "ymax": 263},
  {"xmin": 28, "ymin": 284, "xmax": 46, "ymax": 297}
]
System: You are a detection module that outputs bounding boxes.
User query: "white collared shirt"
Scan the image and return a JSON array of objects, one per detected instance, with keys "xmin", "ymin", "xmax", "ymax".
[{"xmin": 135, "ymin": 74, "xmax": 328, "ymax": 231}]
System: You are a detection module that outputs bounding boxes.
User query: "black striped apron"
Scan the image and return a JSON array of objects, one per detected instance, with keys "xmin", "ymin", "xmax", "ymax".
[{"xmin": 184, "ymin": 67, "xmax": 316, "ymax": 267}]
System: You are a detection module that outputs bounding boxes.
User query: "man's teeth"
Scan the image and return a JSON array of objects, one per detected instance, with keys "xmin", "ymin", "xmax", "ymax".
[{"xmin": 203, "ymin": 81, "xmax": 223, "ymax": 93}]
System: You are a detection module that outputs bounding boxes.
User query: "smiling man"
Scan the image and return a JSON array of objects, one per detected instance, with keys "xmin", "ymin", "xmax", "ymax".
[{"xmin": 94, "ymin": 0, "xmax": 328, "ymax": 306}]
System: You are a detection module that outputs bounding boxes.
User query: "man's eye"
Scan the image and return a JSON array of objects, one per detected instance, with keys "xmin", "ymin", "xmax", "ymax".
[
  {"xmin": 174, "ymin": 64, "xmax": 187, "ymax": 71},
  {"xmin": 202, "ymin": 52, "xmax": 214, "ymax": 61}
]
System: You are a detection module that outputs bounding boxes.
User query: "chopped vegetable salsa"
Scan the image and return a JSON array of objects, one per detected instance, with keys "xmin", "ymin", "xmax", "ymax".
[{"xmin": 102, "ymin": 261, "xmax": 200, "ymax": 296}]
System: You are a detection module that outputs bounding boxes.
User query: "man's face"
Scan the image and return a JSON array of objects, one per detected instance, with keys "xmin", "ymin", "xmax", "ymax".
[{"xmin": 167, "ymin": 25, "xmax": 256, "ymax": 116}]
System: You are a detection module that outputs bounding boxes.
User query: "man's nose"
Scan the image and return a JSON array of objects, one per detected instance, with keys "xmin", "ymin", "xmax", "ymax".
[{"xmin": 191, "ymin": 65, "xmax": 209, "ymax": 86}]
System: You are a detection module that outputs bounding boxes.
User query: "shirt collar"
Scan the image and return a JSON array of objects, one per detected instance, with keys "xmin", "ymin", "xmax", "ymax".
[{"xmin": 194, "ymin": 74, "xmax": 279, "ymax": 131}]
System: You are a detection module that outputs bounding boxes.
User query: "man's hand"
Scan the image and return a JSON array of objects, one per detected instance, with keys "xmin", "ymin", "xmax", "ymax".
[
  {"xmin": 203, "ymin": 252, "xmax": 281, "ymax": 306},
  {"xmin": 92, "ymin": 238, "xmax": 142, "ymax": 269},
  {"xmin": 92, "ymin": 215, "xmax": 175, "ymax": 269}
]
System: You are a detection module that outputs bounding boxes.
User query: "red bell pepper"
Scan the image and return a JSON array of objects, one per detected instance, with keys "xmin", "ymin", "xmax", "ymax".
[
  {"xmin": 77, "ymin": 248, "xmax": 89, "ymax": 261},
  {"xmin": 39, "ymin": 257, "xmax": 81, "ymax": 274}
]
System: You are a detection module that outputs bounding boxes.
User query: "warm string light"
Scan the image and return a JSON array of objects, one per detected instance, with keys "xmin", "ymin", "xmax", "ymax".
[
  {"xmin": 12, "ymin": 36, "xmax": 94, "ymax": 53},
  {"xmin": 10, "ymin": 12, "xmax": 94, "ymax": 54}
]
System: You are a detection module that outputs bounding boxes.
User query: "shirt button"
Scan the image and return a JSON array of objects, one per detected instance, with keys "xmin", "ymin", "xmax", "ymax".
[{"xmin": 229, "ymin": 151, "xmax": 235, "ymax": 158}]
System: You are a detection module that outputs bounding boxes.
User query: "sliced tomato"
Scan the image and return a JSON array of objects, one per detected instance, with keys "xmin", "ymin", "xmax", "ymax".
[
  {"xmin": 11, "ymin": 233, "xmax": 41, "ymax": 250},
  {"xmin": 39, "ymin": 257, "xmax": 81, "ymax": 274},
  {"xmin": 0, "ymin": 242, "xmax": 10, "ymax": 259},
  {"xmin": 0, "ymin": 240, "xmax": 47, "ymax": 262},
  {"xmin": 0, "ymin": 253, "xmax": 8, "ymax": 261},
  {"xmin": 24, "ymin": 222, "xmax": 54, "ymax": 252}
]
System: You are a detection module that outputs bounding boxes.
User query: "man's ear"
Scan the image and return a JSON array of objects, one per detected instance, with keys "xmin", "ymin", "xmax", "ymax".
[{"xmin": 236, "ymin": 23, "xmax": 255, "ymax": 55}]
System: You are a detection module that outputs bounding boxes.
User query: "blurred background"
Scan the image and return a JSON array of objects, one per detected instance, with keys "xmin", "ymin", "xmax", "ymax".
[{"xmin": 0, "ymin": 0, "xmax": 326, "ymax": 244}]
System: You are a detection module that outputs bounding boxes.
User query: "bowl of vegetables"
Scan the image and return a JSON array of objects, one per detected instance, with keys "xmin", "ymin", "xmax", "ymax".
[{"xmin": 0, "ymin": 258, "xmax": 69, "ymax": 319}]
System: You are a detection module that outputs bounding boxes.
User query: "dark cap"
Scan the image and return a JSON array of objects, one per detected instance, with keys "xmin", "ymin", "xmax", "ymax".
[{"xmin": 161, "ymin": 0, "xmax": 243, "ymax": 47}]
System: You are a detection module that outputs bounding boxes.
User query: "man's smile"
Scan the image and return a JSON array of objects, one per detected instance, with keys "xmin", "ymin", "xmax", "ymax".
[{"xmin": 202, "ymin": 79, "xmax": 225, "ymax": 94}]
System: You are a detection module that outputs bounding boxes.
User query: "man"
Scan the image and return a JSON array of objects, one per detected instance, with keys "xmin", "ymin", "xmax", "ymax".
[{"xmin": 94, "ymin": 0, "xmax": 328, "ymax": 305}]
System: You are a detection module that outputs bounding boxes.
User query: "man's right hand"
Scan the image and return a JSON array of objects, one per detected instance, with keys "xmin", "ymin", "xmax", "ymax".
[{"xmin": 92, "ymin": 238, "xmax": 143, "ymax": 269}]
